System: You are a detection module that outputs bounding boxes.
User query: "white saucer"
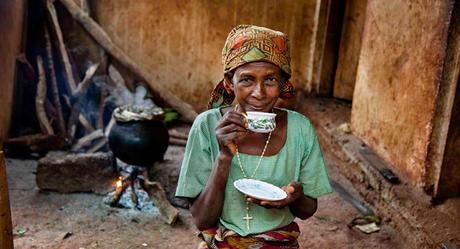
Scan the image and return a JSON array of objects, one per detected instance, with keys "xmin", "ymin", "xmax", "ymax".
[{"xmin": 233, "ymin": 179, "xmax": 287, "ymax": 201}]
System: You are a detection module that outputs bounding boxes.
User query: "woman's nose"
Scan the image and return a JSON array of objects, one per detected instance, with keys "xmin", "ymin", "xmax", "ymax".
[{"xmin": 252, "ymin": 83, "xmax": 266, "ymax": 98}]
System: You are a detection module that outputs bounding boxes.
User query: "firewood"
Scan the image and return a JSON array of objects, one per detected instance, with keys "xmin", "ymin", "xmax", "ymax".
[
  {"xmin": 72, "ymin": 63, "xmax": 99, "ymax": 98},
  {"xmin": 169, "ymin": 129, "xmax": 189, "ymax": 140},
  {"xmin": 71, "ymin": 129, "xmax": 104, "ymax": 151},
  {"xmin": 36, "ymin": 56, "xmax": 55, "ymax": 135},
  {"xmin": 16, "ymin": 54, "xmax": 36, "ymax": 80},
  {"xmin": 67, "ymin": 63, "xmax": 99, "ymax": 139},
  {"xmin": 142, "ymin": 179, "xmax": 179, "ymax": 225},
  {"xmin": 80, "ymin": 0, "xmax": 91, "ymax": 15},
  {"xmin": 45, "ymin": 25, "xmax": 65, "ymax": 136},
  {"xmin": 44, "ymin": 25, "xmax": 66, "ymax": 136},
  {"xmin": 87, "ymin": 138, "xmax": 107, "ymax": 153},
  {"xmin": 104, "ymin": 116, "xmax": 116, "ymax": 138},
  {"xmin": 169, "ymin": 137, "xmax": 187, "ymax": 147},
  {"xmin": 110, "ymin": 177, "xmax": 130, "ymax": 207},
  {"xmin": 4, "ymin": 134, "xmax": 67, "ymax": 155},
  {"xmin": 46, "ymin": 0, "xmax": 77, "ymax": 92},
  {"xmin": 58, "ymin": 0, "xmax": 198, "ymax": 122},
  {"xmin": 96, "ymin": 84, "xmax": 108, "ymax": 129},
  {"xmin": 130, "ymin": 179, "xmax": 139, "ymax": 208},
  {"xmin": 78, "ymin": 114, "xmax": 95, "ymax": 133},
  {"xmin": 110, "ymin": 168, "xmax": 138, "ymax": 207},
  {"xmin": 0, "ymin": 152, "xmax": 13, "ymax": 249}
]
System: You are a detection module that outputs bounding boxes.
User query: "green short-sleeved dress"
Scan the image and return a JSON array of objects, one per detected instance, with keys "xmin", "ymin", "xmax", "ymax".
[{"xmin": 175, "ymin": 108, "xmax": 332, "ymax": 236}]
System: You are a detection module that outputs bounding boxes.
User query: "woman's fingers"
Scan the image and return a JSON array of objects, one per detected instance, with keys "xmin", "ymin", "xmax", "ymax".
[
  {"xmin": 217, "ymin": 111, "xmax": 247, "ymax": 129},
  {"xmin": 217, "ymin": 123, "xmax": 247, "ymax": 134},
  {"xmin": 247, "ymin": 197, "xmax": 284, "ymax": 209},
  {"xmin": 286, "ymin": 185, "xmax": 296, "ymax": 194},
  {"xmin": 216, "ymin": 116, "xmax": 248, "ymax": 151}
]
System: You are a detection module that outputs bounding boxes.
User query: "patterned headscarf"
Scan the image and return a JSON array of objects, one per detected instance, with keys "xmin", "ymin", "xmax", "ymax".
[{"xmin": 208, "ymin": 25, "xmax": 295, "ymax": 109}]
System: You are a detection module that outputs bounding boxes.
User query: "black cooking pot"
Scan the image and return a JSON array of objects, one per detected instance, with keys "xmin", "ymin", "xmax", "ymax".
[{"xmin": 108, "ymin": 119, "xmax": 169, "ymax": 167}]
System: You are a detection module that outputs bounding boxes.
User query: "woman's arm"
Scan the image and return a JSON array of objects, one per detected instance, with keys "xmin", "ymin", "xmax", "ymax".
[
  {"xmin": 287, "ymin": 191, "xmax": 317, "ymax": 220},
  {"xmin": 189, "ymin": 153, "xmax": 232, "ymax": 230},
  {"xmin": 189, "ymin": 110, "xmax": 247, "ymax": 230}
]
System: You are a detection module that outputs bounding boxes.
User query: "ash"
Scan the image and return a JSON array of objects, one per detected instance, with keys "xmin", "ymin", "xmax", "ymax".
[{"xmin": 104, "ymin": 185, "xmax": 158, "ymax": 214}]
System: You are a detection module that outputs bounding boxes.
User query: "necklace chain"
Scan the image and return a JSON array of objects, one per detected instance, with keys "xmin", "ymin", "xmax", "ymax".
[
  {"xmin": 235, "ymin": 132, "xmax": 272, "ymax": 178},
  {"xmin": 233, "ymin": 104, "xmax": 273, "ymax": 179},
  {"xmin": 233, "ymin": 105, "xmax": 274, "ymax": 230}
]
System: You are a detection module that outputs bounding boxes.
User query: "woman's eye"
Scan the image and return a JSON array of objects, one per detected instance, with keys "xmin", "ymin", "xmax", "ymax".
[
  {"xmin": 265, "ymin": 77, "xmax": 279, "ymax": 85},
  {"xmin": 239, "ymin": 78, "xmax": 253, "ymax": 84}
]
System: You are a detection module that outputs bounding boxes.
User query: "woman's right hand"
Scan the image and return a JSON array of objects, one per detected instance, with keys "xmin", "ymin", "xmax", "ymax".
[{"xmin": 215, "ymin": 110, "xmax": 248, "ymax": 157}]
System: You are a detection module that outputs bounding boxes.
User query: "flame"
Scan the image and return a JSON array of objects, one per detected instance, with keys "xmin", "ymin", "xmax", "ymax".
[{"xmin": 116, "ymin": 176, "xmax": 123, "ymax": 188}]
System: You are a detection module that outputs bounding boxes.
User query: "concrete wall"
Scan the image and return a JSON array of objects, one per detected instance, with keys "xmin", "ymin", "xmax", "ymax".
[
  {"xmin": 351, "ymin": 0, "xmax": 454, "ymax": 184},
  {"xmin": 0, "ymin": 1, "xmax": 25, "ymax": 142},
  {"xmin": 91, "ymin": 0, "xmax": 317, "ymax": 111}
]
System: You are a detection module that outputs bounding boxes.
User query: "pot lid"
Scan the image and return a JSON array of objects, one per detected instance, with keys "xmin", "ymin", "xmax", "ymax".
[{"xmin": 113, "ymin": 105, "xmax": 164, "ymax": 122}]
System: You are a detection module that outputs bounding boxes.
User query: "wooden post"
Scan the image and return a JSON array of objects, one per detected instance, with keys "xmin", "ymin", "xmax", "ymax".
[
  {"xmin": 57, "ymin": 0, "xmax": 198, "ymax": 122},
  {"xmin": 0, "ymin": 151, "xmax": 14, "ymax": 249}
]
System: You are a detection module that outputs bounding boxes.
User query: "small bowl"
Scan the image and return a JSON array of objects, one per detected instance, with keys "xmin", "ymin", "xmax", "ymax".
[{"xmin": 245, "ymin": 111, "xmax": 276, "ymax": 133}]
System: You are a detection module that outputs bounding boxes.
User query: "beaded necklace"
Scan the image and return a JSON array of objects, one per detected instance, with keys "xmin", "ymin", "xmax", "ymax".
[{"xmin": 234, "ymin": 105, "xmax": 273, "ymax": 230}]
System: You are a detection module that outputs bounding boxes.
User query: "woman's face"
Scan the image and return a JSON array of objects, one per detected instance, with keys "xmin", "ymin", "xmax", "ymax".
[{"xmin": 225, "ymin": 61, "xmax": 281, "ymax": 113}]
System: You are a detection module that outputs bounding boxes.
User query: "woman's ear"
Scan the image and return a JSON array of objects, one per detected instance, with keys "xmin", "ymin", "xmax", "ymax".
[{"xmin": 223, "ymin": 76, "xmax": 234, "ymax": 94}]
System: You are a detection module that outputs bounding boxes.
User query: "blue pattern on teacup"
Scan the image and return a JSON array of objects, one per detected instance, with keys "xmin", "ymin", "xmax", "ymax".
[{"xmin": 247, "ymin": 117, "xmax": 276, "ymax": 131}]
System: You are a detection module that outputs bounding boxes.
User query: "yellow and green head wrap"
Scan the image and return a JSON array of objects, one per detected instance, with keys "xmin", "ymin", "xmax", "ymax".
[{"xmin": 208, "ymin": 24, "xmax": 295, "ymax": 109}]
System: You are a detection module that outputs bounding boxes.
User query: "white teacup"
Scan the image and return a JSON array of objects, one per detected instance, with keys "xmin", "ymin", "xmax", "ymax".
[{"xmin": 245, "ymin": 111, "xmax": 277, "ymax": 133}]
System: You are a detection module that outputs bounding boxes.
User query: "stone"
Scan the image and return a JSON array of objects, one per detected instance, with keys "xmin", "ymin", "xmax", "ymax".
[{"xmin": 36, "ymin": 151, "xmax": 117, "ymax": 194}]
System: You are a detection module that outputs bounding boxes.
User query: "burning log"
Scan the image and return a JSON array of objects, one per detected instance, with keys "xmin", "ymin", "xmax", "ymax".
[
  {"xmin": 142, "ymin": 179, "xmax": 179, "ymax": 225},
  {"xmin": 57, "ymin": 0, "xmax": 198, "ymax": 122},
  {"xmin": 36, "ymin": 56, "xmax": 54, "ymax": 135},
  {"xmin": 46, "ymin": 0, "xmax": 77, "ymax": 92},
  {"xmin": 110, "ymin": 167, "xmax": 139, "ymax": 208},
  {"xmin": 44, "ymin": 26, "xmax": 66, "ymax": 136},
  {"xmin": 110, "ymin": 176, "xmax": 129, "ymax": 207},
  {"xmin": 0, "ymin": 151, "xmax": 13, "ymax": 249}
]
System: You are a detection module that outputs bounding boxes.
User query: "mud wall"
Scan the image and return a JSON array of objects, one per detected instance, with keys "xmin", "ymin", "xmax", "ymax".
[
  {"xmin": 90, "ymin": 0, "xmax": 317, "ymax": 111},
  {"xmin": 351, "ymin": 0, "xmax": 454, "ymax": 184},
  {"xmin": 0, "ymin": 1, "xmax": 25, "ymax": 142},
  {"xmin": 333, "ymin": 0, "xmax": 367, "ymax": 101}
]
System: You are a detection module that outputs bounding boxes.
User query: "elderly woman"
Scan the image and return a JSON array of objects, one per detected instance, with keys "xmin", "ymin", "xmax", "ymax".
[{"xmin": 176, "ymin": 25, "xmax": 332, "ymax": 249}]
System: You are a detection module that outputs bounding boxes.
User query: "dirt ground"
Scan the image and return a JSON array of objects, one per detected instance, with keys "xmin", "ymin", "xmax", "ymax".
[{"xmin": 7, "ymin": 135, "xmax": 405, "ymax": 248}]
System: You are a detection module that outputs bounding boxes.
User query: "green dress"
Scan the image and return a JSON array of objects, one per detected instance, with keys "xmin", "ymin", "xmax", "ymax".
[{"xmin": 175, "ymin": 108, "xmax": 332, "ymax": 236}]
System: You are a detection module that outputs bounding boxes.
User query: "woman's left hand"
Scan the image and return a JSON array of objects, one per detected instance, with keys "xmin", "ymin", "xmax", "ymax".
[{"xmin": 247, "ymin": 181, "xmax": 304, "ymax": 209}]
